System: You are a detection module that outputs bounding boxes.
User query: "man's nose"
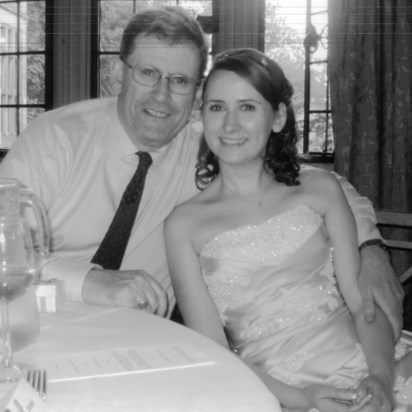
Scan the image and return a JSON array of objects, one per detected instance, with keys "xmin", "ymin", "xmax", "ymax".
[{"xmin": 152, "ymin": 77, "xmax": 170, "ymax": 101}]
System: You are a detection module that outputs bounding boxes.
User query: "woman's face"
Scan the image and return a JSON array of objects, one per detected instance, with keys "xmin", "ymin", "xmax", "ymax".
[{"xmin": 201, "ymin": 70, "xmax": 285, "ymax": 167}]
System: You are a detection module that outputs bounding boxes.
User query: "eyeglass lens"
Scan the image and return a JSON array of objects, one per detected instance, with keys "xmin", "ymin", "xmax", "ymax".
[{"xmin": 133, "ymin": 65, "xmax": 196, "ymax": 95}]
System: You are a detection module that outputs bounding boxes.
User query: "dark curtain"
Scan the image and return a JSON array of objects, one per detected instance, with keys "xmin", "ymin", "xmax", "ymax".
[
  {"xmin": 328, "ymin": 0, "xmax": 412, "ymax": 328},
  {"xmin": 328, "ymin": 0, "xmax": 412, "ymax": 208}
]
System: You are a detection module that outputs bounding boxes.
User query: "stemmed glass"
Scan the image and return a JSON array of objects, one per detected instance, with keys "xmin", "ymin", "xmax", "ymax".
[{"xmin": 0, "ymin": 204, "xmax": 37, "ymax": 382}]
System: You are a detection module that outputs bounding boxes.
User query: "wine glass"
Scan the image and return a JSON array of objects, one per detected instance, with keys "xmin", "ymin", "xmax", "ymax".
[{"xmin": 0, "ymin": 216, "xmax": 36, "ymax": 382}]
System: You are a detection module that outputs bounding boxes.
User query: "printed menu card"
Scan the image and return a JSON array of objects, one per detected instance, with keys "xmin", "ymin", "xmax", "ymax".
[{"xmin": 43, "ymin": 343, "xmax": 215, "ymax": 382}]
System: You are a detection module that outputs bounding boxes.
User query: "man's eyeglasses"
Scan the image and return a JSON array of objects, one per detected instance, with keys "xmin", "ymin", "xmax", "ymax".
[{"xmin": 121, "ymin": 59, "xmax": 199, "ymax": 95}]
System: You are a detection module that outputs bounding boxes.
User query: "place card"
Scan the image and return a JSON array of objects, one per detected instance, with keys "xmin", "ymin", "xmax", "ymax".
[
  {"xmin": 0, "ymin": 378, "xmax": 49, "ymax": 412},
  {"xmin": 42, "ymin": 343, "xmax": 215, "ymax": 382}
]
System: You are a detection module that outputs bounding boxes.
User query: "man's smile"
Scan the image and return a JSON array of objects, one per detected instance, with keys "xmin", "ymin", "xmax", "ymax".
[{"xmin": 145, "ymin": 108, "xmax": 169, "ymax": 118}]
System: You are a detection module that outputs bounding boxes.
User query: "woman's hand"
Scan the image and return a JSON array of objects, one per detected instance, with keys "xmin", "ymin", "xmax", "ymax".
[
  {"xmin": 349, "ymin": 375, "xmax": 393, "ymax": 412},
  {"xmin": 299, "ymin": 384, "xmax": 357, "ymax": 412}
]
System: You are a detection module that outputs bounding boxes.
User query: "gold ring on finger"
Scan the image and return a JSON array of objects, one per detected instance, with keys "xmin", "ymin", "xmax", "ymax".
[{"xmin": 137, "ymin": 301, "xmax": 148, "ymax": 310}]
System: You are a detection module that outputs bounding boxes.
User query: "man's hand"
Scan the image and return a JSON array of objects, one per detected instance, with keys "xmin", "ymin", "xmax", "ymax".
[
  {"xmin": 359, "ymin": 245, "xmax": 405, "ymax": 339},
  {"xmin": 82, "ymin": 268, "xmax": 169, "ymax": 317},
  {"xmin": 349, "ymin": 374, "xmax": 393, "ymax": 412}
]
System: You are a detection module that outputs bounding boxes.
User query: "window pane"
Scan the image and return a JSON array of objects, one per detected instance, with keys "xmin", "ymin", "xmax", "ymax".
[
  {"xmin": 311, "ymin": 0, "xmax": 328, "ymax": 39},
  {"xmin": 310, "ymin": 15, "xmax": 327, "ymax": 63},
  {"xmin": 178, "ymin": 1, "xmax": 212, "ymax": 16},
  {"xmin": 265, "ymin": 0, "xmax": 306, "ymax": 139},
  {"xmin": 265, "ymin": 0, "xmax": 332, "ymax": 156},
  {"xmin": 23, "ymin": 54, "xmax": 45, "ymax": 104},
  {"xmin": 308, "ymin": 113, "xmax": 334, "ymax": 153},
  {"xmin": 1, "ymin": 55, "xmax": 17, "ymax": 103},
  {"xmin": 21, "ymin": 1, "xmax": 45, "ymax": 52},
  {"xmin": 146, "ymin": 1, "xmax": 176, "ymax": 7},
  {"xmin": 0, "ymin": 7, "xmax": 17, "ymax": 53},
  {"xmin": 0, "ymin": 0, "xmax": 46, "ymax": 149},
  {"xmin": 100, "ymin": 1, "xmax": 134, "ymax": 52},
  {"xmin": 310, "ymin": 61, "xmax": 327, "ymax": 111},
  {"xmin": 0, "ymin": 108, "xmax": 17, "ymax": 149},
  {"xmin": 99, "ymin": 54, "xmax": 118, "ymax": 97}
]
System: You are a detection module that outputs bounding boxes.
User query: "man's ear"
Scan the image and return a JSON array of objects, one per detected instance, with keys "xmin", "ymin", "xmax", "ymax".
[
  {"xmin": 109, "ymin": 58, "xmax": 124, "ymax": 95},
  {"xmin": 272, "ymin": 103, "xmax": 287, "ymax": 133}
]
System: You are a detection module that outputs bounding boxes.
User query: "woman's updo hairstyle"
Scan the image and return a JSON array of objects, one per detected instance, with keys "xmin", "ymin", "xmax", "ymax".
[{"xmin": 196, "ymin": 48, "xmax": 300, "ymax": 189}]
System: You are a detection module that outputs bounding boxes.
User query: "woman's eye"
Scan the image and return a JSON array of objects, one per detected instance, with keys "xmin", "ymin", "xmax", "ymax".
[{"xmin": 241, "ymin": 104, "xmax": 255, "ymax": 111}]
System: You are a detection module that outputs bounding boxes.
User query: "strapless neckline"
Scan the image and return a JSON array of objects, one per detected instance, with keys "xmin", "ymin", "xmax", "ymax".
[{"xmin": 200, "ymin": 204, "xmax": 323, "ymax": 264}]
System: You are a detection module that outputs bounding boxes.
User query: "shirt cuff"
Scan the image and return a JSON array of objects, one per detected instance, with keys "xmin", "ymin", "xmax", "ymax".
[
  {"xmin": 40, "ymin": 258, "xmax": 98, "ymax": 302},
  {"xmin": 354, "ymin": 216, "xmax": 382, "ymax": 246}
]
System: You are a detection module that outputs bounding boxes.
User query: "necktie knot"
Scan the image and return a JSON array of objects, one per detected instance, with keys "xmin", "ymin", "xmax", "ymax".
[
  {"xmin": 137, "ymin": 151, "xmax": 153, "ymax": 170},
  {"xmin": 123, "ymin": 152, "xmax": 152, "ymax": 204}
]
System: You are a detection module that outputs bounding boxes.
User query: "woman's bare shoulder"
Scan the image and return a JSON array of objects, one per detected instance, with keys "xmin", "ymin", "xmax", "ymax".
[
  {"xmin": 167, "ymin": 198, "xmax": 200, "ymax": 229},
  {"xmin": 299, "ymin": 165, "xmax": 341, "ymax": 192},
  {"xmin": 166, "ymin": 185, "xmax": 218, "ymax": 233}
]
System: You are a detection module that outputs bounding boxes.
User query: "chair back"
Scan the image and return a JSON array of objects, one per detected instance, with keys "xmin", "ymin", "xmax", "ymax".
[{"xmin": 375, "ymin": 210, "xmax": 412, "ymax": 284}]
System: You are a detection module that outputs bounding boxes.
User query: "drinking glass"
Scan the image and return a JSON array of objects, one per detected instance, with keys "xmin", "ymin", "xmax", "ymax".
[{"xmin": 0, "ymin": 217, "xmax": 36, "ymax": 382}]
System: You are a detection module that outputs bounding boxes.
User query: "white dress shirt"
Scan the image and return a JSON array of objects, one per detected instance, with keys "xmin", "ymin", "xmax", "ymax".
[
  {"xmin": 0, "ymin": 98, "xmax": 200, "ymax": 306},
  {"xmin": 0, "ymin": 97, "xmax": 380, "ymax": 307}
]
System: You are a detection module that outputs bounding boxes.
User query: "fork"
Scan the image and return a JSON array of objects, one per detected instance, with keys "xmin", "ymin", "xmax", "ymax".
[{"xmin": 26, "ymin": 369, "xmax": 47, "ymax": 401}]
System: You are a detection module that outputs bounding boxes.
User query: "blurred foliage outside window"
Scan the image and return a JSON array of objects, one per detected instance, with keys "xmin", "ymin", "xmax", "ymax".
[
  {"xmin": 265, "ymin": 0, "xmax": 333, "ymax": 156},
  {"xmin": 0, "ymin": 0, "xmax": 45, "ymax": 149},
  {"xmin": 98, "ymin": 0, "xmax": 212, "ymax": 98}
]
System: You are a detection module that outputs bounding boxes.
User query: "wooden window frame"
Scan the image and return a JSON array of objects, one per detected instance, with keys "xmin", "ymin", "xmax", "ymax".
[{"xmin": 0, "ymin": 0, "xmax": 53, "ymax": 158}]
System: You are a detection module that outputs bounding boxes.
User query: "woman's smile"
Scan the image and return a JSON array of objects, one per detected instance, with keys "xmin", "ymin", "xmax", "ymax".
[{"xmin": 219, "ymin": 136, "xmax": 248, "ymax": 146}]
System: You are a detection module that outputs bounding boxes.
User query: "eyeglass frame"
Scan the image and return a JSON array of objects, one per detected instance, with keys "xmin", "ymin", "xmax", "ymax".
[{"xmin": 121, "ymin": 58, "xmax": 200, "ymax": 95}]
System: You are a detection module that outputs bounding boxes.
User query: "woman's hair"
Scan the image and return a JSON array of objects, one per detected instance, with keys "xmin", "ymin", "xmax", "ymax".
[
  {"xmin": 196, "ymin": 48, "xmax": 300, "ymax": 189},
  {"xmin": 119, "ymin": 6, "xmax": 209, "ymax": 81}
]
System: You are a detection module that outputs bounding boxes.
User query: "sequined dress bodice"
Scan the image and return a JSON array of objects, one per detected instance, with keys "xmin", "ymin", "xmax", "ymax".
[{"xmin": 199, "ymin": 205, "xmax": 412, "ymax": 409}]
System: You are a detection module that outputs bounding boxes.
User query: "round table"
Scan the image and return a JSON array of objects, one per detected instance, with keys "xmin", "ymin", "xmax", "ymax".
[{"xmin": 6, "ymin": 302, "xmax": 282, "ymax": 412}]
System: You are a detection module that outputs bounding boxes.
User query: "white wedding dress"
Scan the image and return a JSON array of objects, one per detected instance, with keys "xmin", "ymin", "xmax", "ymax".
[{"xmin": 200, "ymin": 205, "xmax": 412, "ymax": 411}]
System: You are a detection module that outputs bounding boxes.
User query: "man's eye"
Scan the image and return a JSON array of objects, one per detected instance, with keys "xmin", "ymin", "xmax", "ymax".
[
  {"xmin": 141, "ymin": 67, "xmax": 158, "ymax": 78},
  {"xmin": 171, "ymin": 76, "xmax": 188, "ymax": 86}
]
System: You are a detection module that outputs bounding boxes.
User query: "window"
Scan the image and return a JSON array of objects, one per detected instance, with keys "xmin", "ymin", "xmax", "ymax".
[
  {"xmin": 0, "ymin": 0, "xmax": 330, "ymax": 161},
  {"xmin": 265, "ymin": 0, "xmax": 331, "ymax": 160},
  {"xmin": 94, "ymin": 0, "xmax": 212, "ymax": 98},
  {"xmin": 0, "ymin": 0, "xmax": 51, "ymax": 152}
]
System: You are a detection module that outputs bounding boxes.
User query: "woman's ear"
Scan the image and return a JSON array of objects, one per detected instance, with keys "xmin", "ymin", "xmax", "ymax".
[
  {"xmin": 272, "ymin": 103, "xmax": 287, "ymax": 133},
  {"xmin": 109, "ymin": 58, "xmax": 124, "ymax": 95}
]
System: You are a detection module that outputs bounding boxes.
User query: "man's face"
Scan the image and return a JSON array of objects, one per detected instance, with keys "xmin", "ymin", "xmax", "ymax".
[{"xmin": 117, "ymin": 35, "xmax": 201, "ymax": 150}]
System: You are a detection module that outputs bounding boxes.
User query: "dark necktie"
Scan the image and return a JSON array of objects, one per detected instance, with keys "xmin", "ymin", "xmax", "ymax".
[{"xmin": 91, "ymin": 152, "xmax": 152, "ymax": 270}]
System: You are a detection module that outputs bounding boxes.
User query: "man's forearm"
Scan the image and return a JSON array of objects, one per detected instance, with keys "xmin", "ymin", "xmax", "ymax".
[{"xmin": 359, "ymin": 244, "xmax": 404, "ymax": 339}]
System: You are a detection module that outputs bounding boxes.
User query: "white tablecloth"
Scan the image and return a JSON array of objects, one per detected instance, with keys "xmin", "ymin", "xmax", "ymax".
[{"xmin": 5, "ymin": 302, "xmax": 282, "ymax": 412}]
